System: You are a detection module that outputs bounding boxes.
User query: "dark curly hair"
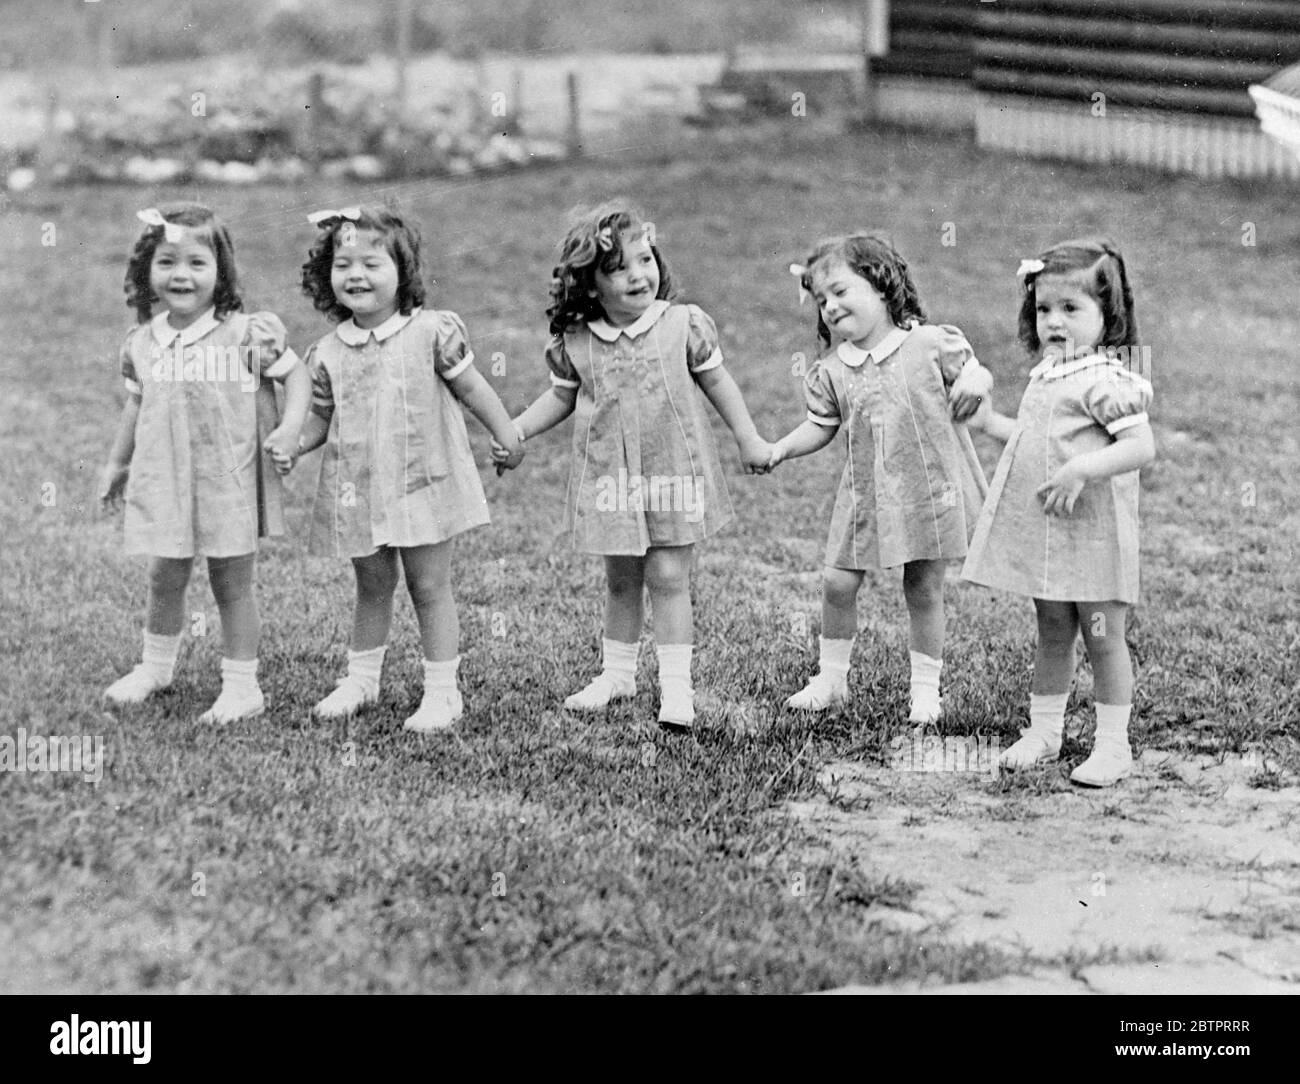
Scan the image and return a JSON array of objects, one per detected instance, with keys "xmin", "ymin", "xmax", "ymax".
[
  {"xmin": 301, "ymin": 206, "xmax": 426, "ymax": 323},
  {"xmin": 1017, "ymin": 237, "xmax": 1138, "ymax": 355},
  {"xmin": 124, "ymin": 203, "xmax": 242, "ymax": 323},
  {"xmin": 547, "ymin": 201, "xmax": 674, "ymax": 336},
  {"xmin": 798, "ymin": 233, "xmax": 925, "ymax": 350}
]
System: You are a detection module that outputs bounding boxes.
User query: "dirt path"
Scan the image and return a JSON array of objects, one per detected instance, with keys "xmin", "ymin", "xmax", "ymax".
[{"xmin": 787, "ymin": 749, "xmax": 1300, "ymax": 993}]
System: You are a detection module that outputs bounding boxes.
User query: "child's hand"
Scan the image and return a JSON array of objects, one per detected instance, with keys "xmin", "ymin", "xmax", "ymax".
[
  {"xmin": 263, "ymin": 428, "xmax": 300, "ymax": 476},
  {"xmin": 491, "ymin": 424, "xmax": 525, "ymax": 477},
  {"xmin": 739, "ymin": 436, "xmax": 775, "ymax": 475},
  {"xmin": 949, "ymin": 364, "xmax": 993, "ymax": 422},
  {"xmin": 766, "ymin": 439, "xmax": 788, "ymax": 471},
  {"xmin": 1037, "ymin": 459, "xmax": 1089, "ymax": 516},
  {"xmin": 965, "ymin": 396, "xmax": 992, "ymax": 432},
  {"xmin": 100, "ymin": 462, "xmax": 129, "ymax": 512}
]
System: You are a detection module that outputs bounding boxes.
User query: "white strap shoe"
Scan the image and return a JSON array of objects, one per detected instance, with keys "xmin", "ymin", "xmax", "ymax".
[
  {"xmin": 104, "ymin": 665, "xmax": 171, "ymax": 705},
  {"xmin": 403, "ymin": 690, "xmax": 464, "ymax": 733},
  {"xmin": 563, "ymin": 672, "xmax": 635, "ymax": 712},
  {"xmin": 786, "ymin": 672, "xmax": 848, "ymax": 711},
  {"xmin": 199, "ymin": 686, "xmax": 265, "ymax": 725},
  {"xmin": 1070, "ymin": 742, "xmax": 1133, "ymax": 787},
  {"xmin": 997, "ymin": 729, "xmax": 1062, "ymax": 769},
  {"xmin": 314, "ymin": 675, "xmax": 378, "ymax": 719}
]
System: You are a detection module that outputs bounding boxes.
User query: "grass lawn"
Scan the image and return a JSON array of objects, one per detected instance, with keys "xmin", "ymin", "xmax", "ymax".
[{"xmin": 1, "ymin": 122, "xmax": 1297, "ymax": 993}]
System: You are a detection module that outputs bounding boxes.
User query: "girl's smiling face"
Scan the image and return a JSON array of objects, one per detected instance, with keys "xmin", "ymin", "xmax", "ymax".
[
  {"xmin": 331, "ymin": 228, "xmax": 400, "ymax": 328},
  {"xmin": 1035, "ymin": 274, "xmax": 1105, "ymax": 360},
  {"xmin": 810, "ymin": 259, "xmax": 892, "ymax": 351},
  {"xmin": 150, "ymin": 233, "xmax": 218, "ymax": 328},
  {"xmin": 591, "ymin": 230, "xmax": 660, "ymax": 327}
]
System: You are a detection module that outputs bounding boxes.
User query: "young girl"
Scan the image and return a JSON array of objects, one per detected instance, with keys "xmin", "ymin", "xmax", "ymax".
[
  {"xmin": 493, "ymin": 201, "xmax": 771, "ymax": 731},
  {"xmin": 768, "ymin": 233, "xmax": 991, "ymax": 721},
  {"xmin": 289, "ymin": 205, "xmax": 523, "ymax": 733},
  {"xmin": 100, "ymin": 203, "xmax": 311, "ymax": 723},
  {"xmin": 962, "ymin": 238, "xmax": 1154, "ymax": 787}
]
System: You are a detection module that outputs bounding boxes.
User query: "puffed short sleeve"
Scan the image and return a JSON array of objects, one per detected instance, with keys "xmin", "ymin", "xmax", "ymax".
[
  {"xmin": 243, "ymin": 311, "xmax": 301, "ymax": 380},
  {"xmin": 545, "ymin": 335, "xmax": 580, "ymax": 389},
  {"xmin": 119, "ymin": 329, "xmax": 142, "ymax": 399},
  {"xmin": 685, "ymin": 304, "xmax": 723, "ymax": 374},
  {"xmin": 431, "ymin": 310, "xmax": 475, "ymax": 380},
  {"xmin": 1082, "ymin": 366, "xmax": 1153, "ymax": 435},
  {"xmin": 306, "ymin": 343, "xmax": 334, "ymax": 421},
  {"xmin": 803, "ymin": 357, "xmax": 841, "ymax": 428},
  {"xmin": 931, "ymin": 324, "xmax": 982, "ymax": 387}
]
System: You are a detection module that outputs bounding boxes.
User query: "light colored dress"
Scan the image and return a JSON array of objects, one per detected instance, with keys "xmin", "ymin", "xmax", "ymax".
[
  {"xmin": 121, "ymin": 308, "xmax": 298, "ymax": 558},
  {"xmin": 306, "ymin": 307, "xmax": 490, "ymax": 558},
  {"xmin": 804, "ymin": 322, "xmax": 990, "ymax": 570},
  {"xmin": 546, "ymin": 299, "xmax": 735, "ymax": 555},
  {"xmin": 961, "ymin": 353, "xmax": 1153, "ymax": 603}
]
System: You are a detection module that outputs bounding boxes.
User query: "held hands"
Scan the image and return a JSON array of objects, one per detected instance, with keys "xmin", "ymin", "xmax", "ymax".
[
  {"xmin": 949, "ymin": 364, "xmax": 993, "ymax": 423},
  {"xmin": 100, "ymin": 462, "xmax": 130, "ymax": 512},
  {"xmin": 1037, "ymin": 458, "xmax": 1089, "ymax": 516},
  {"xmin": 739, "ymin": 435, "xmax": 776, "ymax": 475},
  {"xmin": 490, "ymin": 422, "xmax": 526, "ymax": 477},
  {"xmin": 263, "ymin": 427, "xmax": 301, "ymax": 476}
]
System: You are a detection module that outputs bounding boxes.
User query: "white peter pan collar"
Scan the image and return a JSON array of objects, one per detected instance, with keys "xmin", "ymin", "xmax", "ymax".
[
  {"xmin": 836, "ymin": 324, "xmax": 910, "ymax": 368},
  {"xmin": 151, "ymin": 308, "xmax": 220, "ymax": 347},
  {"xmin": 589, "ymin": 299, "xmax": 670, "ymax": 342},
  {"xmin": 336, "ymin": 307, "xmax": 418, "ymax": 345},
  {"xmin": 1030, "ymin": 351, "xmax": 1116, "ymax": 381}
]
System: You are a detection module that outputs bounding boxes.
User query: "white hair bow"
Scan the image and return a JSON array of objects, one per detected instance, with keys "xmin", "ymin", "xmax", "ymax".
[
  {"xmin": 136, "ymin": 208, "xmax": 185, "ymax": 243},
  {"xmin": 307, "ymin": 206, "xmax": 362, "ymax": 226},
  {"xmin": 1016, "ymin": 258, "xmax": 1045, "ymax": 282},
  {"xmin": 789, "ymin": 263, "xmax": 810, "ymax": 306}
]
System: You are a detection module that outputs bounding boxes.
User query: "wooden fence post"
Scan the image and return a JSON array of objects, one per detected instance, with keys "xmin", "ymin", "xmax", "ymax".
[{"xmin": 567, "ymin": 71, "xmax": 581, "ymax": 157}]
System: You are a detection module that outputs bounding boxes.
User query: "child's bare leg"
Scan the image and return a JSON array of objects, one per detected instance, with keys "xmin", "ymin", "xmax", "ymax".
[
  {"xmin": 146, "ymin": 556, "xmax": 194, "ymax": 636},
  {"xmin": 201, "ymin": 553, "xmax": 264, "ymax": 723},
  {"xmin": 902, "ymin": 558, "xmax": 946, "ymax": 722},
  {"xmin": 646, "ymin": 545, "xmax": 695, "ymax": 729},
  {"xmin": 209, "ymin": 553, "xmax": 258, "ymax": 660},
  {"xmin": 788, "ymin": 566, "xmax": 863, "ymax": 710},
  {"xmin": 315, "ymin": 548, "xmax": 400, "ymax": 718},
  {"xmin": 401, "ymin": 541, "xmax": 464, "ymax": 733},
  {"xmin": 105, "ymin": 556, "xmax": 193, "ymax": 703},
  {"xmin": 821, "ymin": 566, "xmax": 863, "ymax": 641},
  {"xmin": 1072, "ymin": 600, "xmax": 1134, "ymax": 785},
  {"xmin": 351, "ymin": 548, "xmax": 401, "ymax": 651},
  {"xmin": 565, "ymin": 555, "xmax": 645, "ymax": 711},
  {"xmin": 1001, "ymin": 599, "xmax": 1078, "ymax": 769},
  {"xmin": 401, "ymin": 541, "xmax": 457, "ymax": 661}
]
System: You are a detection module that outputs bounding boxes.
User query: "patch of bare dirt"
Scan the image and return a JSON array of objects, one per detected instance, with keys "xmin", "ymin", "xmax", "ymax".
[{"xmin": 788, "ymin": 750, "xmax": 1300, "ymax": 993}]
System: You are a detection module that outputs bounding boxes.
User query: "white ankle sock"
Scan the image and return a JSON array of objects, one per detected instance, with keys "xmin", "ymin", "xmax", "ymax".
[
  {"xmin": 909, "ymin": 650, "xmax": 942, "ymax": 700},
  {"xmin": 819, "ymin": 636, "xmax": 853, "ymax": 680},
  {"xmin": 423, "ymin": 655, "xmax": 460, "ymax": 694},
  {"xmin": 1029, "ymin": 692, "xmax": 1069, "ymax": 738},
  {"xmin": 603, "ymin": 638, "xmax": 639, "ymax": 682},
  {"xmin": 657, "ymin": 643, "xmax": 693, "ymax": 698},
  {"xmin": 220, "ymin": 656, "xmax": 259, "ymax": 693},
  {"xmin": 1093, "ymin": 702, "xmax": 1132, "ymax": 747},
  {"xmin": 346, "ymin": 645, "xmax": 386, "ymax": 693},
  {"xmin": 142, "ymin": 631, "xmax": 182, "ymax": 682}
]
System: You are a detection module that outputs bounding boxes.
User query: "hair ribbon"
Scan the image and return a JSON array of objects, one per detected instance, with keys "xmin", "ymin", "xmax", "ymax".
[
  {"xmin": 789, "ymin": 262, "xmax": 810, "ymax": 306},
  {"xmin": 136, "ymin": 208, "xmax": 185, "ymax": 243},
  {"xmin": 1016, "ymin": 258, "xmax": 1045, "ymax": 283},
  {"xmin": 307, "ymin": 206, "xmax": 362, "ymax": 226}
]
